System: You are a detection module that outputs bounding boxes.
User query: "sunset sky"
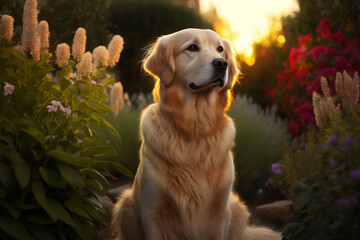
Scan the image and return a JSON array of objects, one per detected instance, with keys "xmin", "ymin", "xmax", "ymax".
[{"xmin": 200, "ymin": 0, "xmax": 299, "ymax": 54}]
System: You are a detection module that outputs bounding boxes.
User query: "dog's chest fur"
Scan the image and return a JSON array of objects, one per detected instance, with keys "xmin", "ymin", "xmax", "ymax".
[{"xmin": 139, "ymin": 103, "xmax": 235, "ymax": 233}]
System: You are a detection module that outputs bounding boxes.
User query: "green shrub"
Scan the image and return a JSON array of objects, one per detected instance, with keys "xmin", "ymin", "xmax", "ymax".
[
  {"xmin": 0, "ymin": 2, "xmax": 130, "ymax": 237},
  {"xmin": 228, "ymin": 95, "xmax": 289, "ymax": 200},
  {"xmin": 0, "ymin": 41, "xmax": 132, "ymax": 239}
]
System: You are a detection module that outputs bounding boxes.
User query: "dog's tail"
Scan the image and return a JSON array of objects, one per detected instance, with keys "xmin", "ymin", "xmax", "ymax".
[
  {"xmin": 112, "ymin": 189, "xmax": 145, "ymax": 240},
  {"xmin": 244, "ymin": 226, "xmax": 282, "ymax": 240}
]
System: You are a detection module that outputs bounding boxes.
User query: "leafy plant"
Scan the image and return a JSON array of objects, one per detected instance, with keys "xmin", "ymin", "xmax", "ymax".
[
  {"xmin": 0, "ymin": 39, "xmax": 131, "ymax": 240},
  {"xmin": 0, "ymin": 1, "xmax": 130, "ymax": 238}
]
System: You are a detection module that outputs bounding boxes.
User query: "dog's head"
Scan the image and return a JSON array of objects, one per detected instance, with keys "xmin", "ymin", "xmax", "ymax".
[{"xmin": 143, "ymin": 28, "xmax": 240, "ymax": 110}]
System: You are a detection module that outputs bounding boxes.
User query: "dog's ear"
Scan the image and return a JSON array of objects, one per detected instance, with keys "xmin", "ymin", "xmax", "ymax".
[
  {"xmin": 143, "ymin": 34, "xmax": 175, "ymax": 86},
  {"xmin": 223, "ymin": 39, "xmax": 240, "ymax": 89}
]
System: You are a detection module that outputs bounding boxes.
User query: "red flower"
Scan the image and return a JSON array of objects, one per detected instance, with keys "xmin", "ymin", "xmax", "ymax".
[
  {"xmin": 298, "ymin": 34, "xmax": 311, "ymax": 47},
  {"xmin": 328, "ymin": 30, "xmax": 349, "ymax": 47},
  {"xmin": 289, "ymin": 47, "xmax": 306, "ymax": 71},
  {"xmin": 294, "ymin": 103, "xmax": 313, "ymax": 116}
]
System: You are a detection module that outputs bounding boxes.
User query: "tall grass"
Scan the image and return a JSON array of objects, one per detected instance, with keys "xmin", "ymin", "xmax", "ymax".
[{"xmin": 228, "ymin": 95, "xmax": 289, "ymax": 200}]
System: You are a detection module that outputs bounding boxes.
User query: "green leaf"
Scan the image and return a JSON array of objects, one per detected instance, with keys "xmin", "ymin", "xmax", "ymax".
[
  {"xmin": 82, "ymin": 168, "xmax": 109, "ymax": 194},
  {"xmin": 47, "ymin": 150, "xmax": 100, "ymax": 168},
  {"xmin": 31, "ymin": 179, "xmax": 47, "ymax": 207},
  {"xmin": 0, "ymin": 119, "xmax": 16, "ymax": 133},
  {"xmin": 83, "ymin": 201, "xmax": 106, "ymax": 223},
  {"xmin": 22, "ymin": 127, "xmax": 45, "ymax": 146},
  {"xmin": 97, "ymin": 116, "xmax": 121, "ymax": 140},
  {"xmin": 0, "ymin": 162, "xmax": 14, "ymax": 189},
  {"xmin": 0, "ymin": 185, "xmax": 7, "ymax": 198},
  {"xmin": 23, "ymin": 212, "xmax": 54, "ymax": 224},
  {"xmin": 80, "ymin": 145, "xmax": 117, "ymax": 159},
  {"xmin": 29, "ymin": 224, "xmax": 56, "ymax": 240},
  {"xmin": 0, "ymin": 216, "xmax": 35, "ymax": 240},
  {"xmin": 94, "ymin": 103, "xmax": 115, "ymax": 113},
  {"xmin": 9, "ymin": 152, "xmax": 31, "ymax": 188},
  {"xmin": 46, "ymin": 199, "xmax": 77, "ymax": 227},
  {"xmin": 59, "ymin": 164, "xmax": 85, "ymax": 188},
  {"xmin": 0, "ymin": 200, "xmax": 20, "ymax": 218},
  {"xmin": 64, "ymin": 200, "xmax": 92, "ymax": 220},
  {"xmin": 14, "ymin": 199, "xmax": 36, "ymax": 210},
  {"xmin": 39, "ymin": 167, "xmax": 66, "ymax": 188},
  {"xmin": 111, "ymin": 161, "xmax": 133, "ymax": 178}
]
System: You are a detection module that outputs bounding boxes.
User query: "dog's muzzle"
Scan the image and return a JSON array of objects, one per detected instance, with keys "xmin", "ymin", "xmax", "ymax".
[{"xmin": 189, "ymin": 58, "xmax": 228, "ymax": 90}]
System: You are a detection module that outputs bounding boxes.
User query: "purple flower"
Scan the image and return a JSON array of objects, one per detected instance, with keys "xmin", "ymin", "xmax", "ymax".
[
  {"xmin": 350, "ymin": 169, "xmax": 360, "ymax": 179},
  {"xmin": 257, "ymin": 188, "xmax": 263, "ymax": 195},
  {"xmin": 3, "ymin": 82, "xmax": 14, "ymax": 96},
  {"xmin": 265, "ymin": 178, "xmax": 272, "ymax": 186},
  {"xmin": 349, "ymin": 196, "xmax": 359, "ymax": 205},
  {"xmin": 336, "ymin": 198, "xmax": 350, "ymax": 208},
  {"xmin": 325, "ymin": 135, "xmax": 337, "ymax": 147},
  {"xmin": 272, "ymin": 163, "xmax": 282, "ymax": 175},
  {"xmin": 342, "ymin": 137, "xmax": 355, "ymax": 146},
  {"xmin": 328, "ymin": 158, "xmax": 334, "ymax": 165}
]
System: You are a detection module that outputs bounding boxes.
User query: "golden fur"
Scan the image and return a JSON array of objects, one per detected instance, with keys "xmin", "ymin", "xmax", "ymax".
[{"xmin": 112, "ymin": 29, "xmax": 281, "ymax": 240}]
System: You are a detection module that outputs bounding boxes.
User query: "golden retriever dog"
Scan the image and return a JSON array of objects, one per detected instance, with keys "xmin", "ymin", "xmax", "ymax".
[{"xmin": 112, "ymin": 28, "xmax": 281, "ymax": 240}]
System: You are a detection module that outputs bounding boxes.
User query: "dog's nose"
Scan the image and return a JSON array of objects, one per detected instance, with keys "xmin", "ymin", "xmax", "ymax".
[{"xmin": 212, "ymin": 58, "xmax": 228, "ymax": 70}]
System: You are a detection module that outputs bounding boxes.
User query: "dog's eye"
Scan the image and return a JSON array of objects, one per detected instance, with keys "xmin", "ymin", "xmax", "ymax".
[
  {"xmin": 187, "ymin": 44, "xmax": 200, "ymax": 52},
  {"xmin": 217, "ymin": 46, "xmax": 224, "ymax": 53}
]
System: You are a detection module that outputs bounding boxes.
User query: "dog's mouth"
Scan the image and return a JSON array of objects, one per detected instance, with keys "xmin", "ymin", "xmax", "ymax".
[{"xmin": 189, "ymin": 77, "xmax": 225, "ymax": 91}]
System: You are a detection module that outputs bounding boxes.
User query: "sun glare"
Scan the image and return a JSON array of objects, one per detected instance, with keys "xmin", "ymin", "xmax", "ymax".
[{"xmin": 201, "ymin": 0, "xmax": 298, "ymax": 64}]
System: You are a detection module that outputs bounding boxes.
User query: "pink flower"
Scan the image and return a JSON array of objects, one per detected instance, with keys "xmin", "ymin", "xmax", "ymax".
[
  {"xmin": 50, "ymin": 100, "xmax": 63, "ymax": 108},
  {"xmin": 63, "ymin": 107, "xmax": 71, "ymax": 117},
  {"xmin": 47, "ymin": 100, "xmax": 71, "ymax": 117},
  {"xmin": 46, "ymin": 105, "xmax": 58, "ymax": 112},
  {"xmin": 3, "ymin": 82, "xmax": 14, "ymax": 96}
]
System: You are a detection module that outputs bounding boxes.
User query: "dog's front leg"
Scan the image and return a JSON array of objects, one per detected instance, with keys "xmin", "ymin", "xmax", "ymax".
[{"xmin": 142, "ymin": 213, "xmax": 165, "ymax": 240}]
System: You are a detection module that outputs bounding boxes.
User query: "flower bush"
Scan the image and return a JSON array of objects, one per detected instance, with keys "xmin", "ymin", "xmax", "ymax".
[
  {"xmin": 0, "ymin": 1, "xmax": 129, "ymax": 239},
  {"xmin": 272, "ymin": 71, "xmax": 360, "ymax": 239},
  {"xmin": 266, "ymin": 19, "xmax": 360, "ymax": 136}
]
